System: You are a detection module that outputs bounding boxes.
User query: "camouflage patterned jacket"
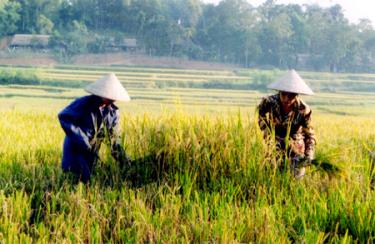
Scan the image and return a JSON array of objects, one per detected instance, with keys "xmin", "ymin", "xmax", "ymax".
[{"xmin": 257, "ymin": 94, "xmax": 315, "ymax": 159}]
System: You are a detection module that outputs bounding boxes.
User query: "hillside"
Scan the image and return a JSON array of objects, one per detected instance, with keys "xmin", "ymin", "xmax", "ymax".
[{"xmin": 0, "ymin": 50, "xmax": 239, "ymax": 70}]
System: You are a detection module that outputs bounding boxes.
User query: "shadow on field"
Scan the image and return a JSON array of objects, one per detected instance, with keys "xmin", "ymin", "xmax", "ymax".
[
  {"xmin": 27, "ymin": 153, "xmax": 169, "ymax": 227},
  {"xmin": 94, "ymin": 152, "xmax": 168, "ymax": 188},
  {"xmin": 0, "ymin": 149, "xmax": 169, "ymax": 229},
  {"xmin": 2, "ymin": 145, "xmax": 370, "ymax": 232}
]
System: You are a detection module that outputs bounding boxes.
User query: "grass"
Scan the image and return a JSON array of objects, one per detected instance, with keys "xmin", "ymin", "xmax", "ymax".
[
  {"xmin": 0, "ymin": 65, "xmax": 374, "ymax": 242},
  {"xmin": 1, "ymin": 84, "xmax": 374, "ymax": 117},
  {"xmin": 0, "ymin": 111, "xmax": 374, "ymax": 242},
  {"xmin": 2, "ymin": 65, "xmax": 375, "ymax": 92}
]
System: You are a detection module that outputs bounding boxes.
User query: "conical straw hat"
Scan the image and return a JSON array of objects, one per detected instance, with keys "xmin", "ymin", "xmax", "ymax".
[
  {"xmin": 85, "ymin": 73, "xmax": 131, "ymax": 101},
  {"xmin": 267, "ymin": 69, "xmax": 314, "ymax": 95}
]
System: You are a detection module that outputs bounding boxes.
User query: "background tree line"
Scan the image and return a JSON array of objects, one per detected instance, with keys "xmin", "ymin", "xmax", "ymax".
[{"xmin": 0, "ymin": 0, "xmax": 374, "ymax": 72}]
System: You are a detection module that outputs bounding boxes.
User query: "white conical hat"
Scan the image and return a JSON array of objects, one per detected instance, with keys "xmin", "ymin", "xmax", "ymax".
[
  {"xmin": 267, "ymin": 69, "xmax": 314, "ymax": 95},
  {"xmin": 85, "ymin": 73, "xmax": 131, "ymax": 101}
]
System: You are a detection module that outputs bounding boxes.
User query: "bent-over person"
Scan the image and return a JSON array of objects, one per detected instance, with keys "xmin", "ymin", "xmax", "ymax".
[
  {"xmin": 257, "ymin": 70, "xmax": 315, "ymax": 178},
  {"xmin": 58, "ymin": 73, "xmax": 132, "ymax": 183}
]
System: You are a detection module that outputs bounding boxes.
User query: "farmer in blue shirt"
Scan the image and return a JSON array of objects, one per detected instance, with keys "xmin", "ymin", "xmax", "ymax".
[{"xmin": 58, "ymin": 73, "xmax": 131, "ymax": 183}]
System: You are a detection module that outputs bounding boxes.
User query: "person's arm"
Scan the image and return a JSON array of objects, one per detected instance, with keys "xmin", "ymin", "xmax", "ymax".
[
  {"xmin": 257, "ymin": 97, "xmax": 273, "ymax": 138},
  {"xmin": 58, "ymin": 99, "xmax": 92, "ymax": 151},
  {"xmin": 302, "ymin": 108, "xmax": 315, "ymax": 161}
]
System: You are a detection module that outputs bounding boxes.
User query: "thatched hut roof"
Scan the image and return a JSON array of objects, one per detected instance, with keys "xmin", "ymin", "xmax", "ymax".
[{"xmin": 123, "ymin": 38, "xmax": 137, "ymax": 48}]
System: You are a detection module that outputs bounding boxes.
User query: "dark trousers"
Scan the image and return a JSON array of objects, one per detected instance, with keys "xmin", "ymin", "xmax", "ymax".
[{"xmin": 61, "ymin": 137, "xmax": 96, "ymax": 183}]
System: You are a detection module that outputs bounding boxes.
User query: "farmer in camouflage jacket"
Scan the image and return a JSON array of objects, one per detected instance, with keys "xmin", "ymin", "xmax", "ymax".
[{"xmin": 257, "ymin": 70, "xmax": 315, "ymax": 179}]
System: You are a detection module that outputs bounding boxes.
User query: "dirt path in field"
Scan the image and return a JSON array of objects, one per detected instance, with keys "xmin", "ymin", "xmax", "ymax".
[
  {"xmin": 0, "ymin": 49, "xmax": 57, "ymax": 66},
  {"xmin": 0, "ymin": 56, "xmax": 57, "ymax": 66},
  {"xmin": 0, "ymin": 50, "xmax": 238, "ymax": 70}
]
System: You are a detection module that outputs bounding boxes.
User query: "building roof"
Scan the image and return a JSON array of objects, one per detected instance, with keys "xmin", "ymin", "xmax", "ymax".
[
  {"xmin": 10, "ymin": 34, "xmax": 50, "ymax": 47},
  {"xmin": 123, "ymin": 38, "xmax": 137, "ymax": 48}
]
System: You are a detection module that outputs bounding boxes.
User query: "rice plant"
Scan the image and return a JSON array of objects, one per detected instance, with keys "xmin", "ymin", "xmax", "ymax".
[{"xmin": 0, "ymin": 110, "xmax": 374, "ymax": 242}]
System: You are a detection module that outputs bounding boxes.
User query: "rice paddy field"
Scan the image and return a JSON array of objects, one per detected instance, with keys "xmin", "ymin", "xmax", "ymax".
[{"xmin": 0, "ymin": 65, "xmax": 374, "ymax": 242}]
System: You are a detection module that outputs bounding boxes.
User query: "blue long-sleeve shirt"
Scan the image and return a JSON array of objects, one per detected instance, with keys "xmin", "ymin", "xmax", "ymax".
[{"xmin": 58, "ymin": 95, "xmax": 125, "ymax": 182}]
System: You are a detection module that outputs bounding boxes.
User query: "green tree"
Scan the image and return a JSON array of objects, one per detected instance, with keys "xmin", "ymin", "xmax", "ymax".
[
  {"xmin": 0, "ymin": 0, "xmax": 21, "ymax": 36},
  {"xmin": 36, "ymin": 14, "xmax": 54, "ymax": 34},
  {"xmin": 195, "ymin": 0, "xmax": 259, "ymax": 65},
  {"xmin": 50, "ymin": 20, "xmax": 90, "ymax": 58},
  {"xmin": 0, "ymin": 0, "xmax": 373, "ymax": 72},
  {"xmin": 305, "ymin": 5, "xmax": 354, "ymax": 71},
  {"xmin": 16, "ymin": 0, "xmax": 59, "ymax": 33},
  {"xmin": 357, "ymin": 20, "xmax": 375, "ymax": 72},
  {"xmin": 258, "ymin": 2, "xmax": 294, "ymax": 67}
]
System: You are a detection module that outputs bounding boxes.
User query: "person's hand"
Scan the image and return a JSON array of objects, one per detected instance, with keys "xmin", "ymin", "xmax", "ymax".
[
  {"xmin": 119, "ymin": 155, "xmax": 133, "ymax": 168},
  {"xmin": 293, "ymin": 155, "xmax": 311, "ymax": 167},
  {"xmin": 305, "ymin": 157, "xmax": 313, "ymax": 165}
]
